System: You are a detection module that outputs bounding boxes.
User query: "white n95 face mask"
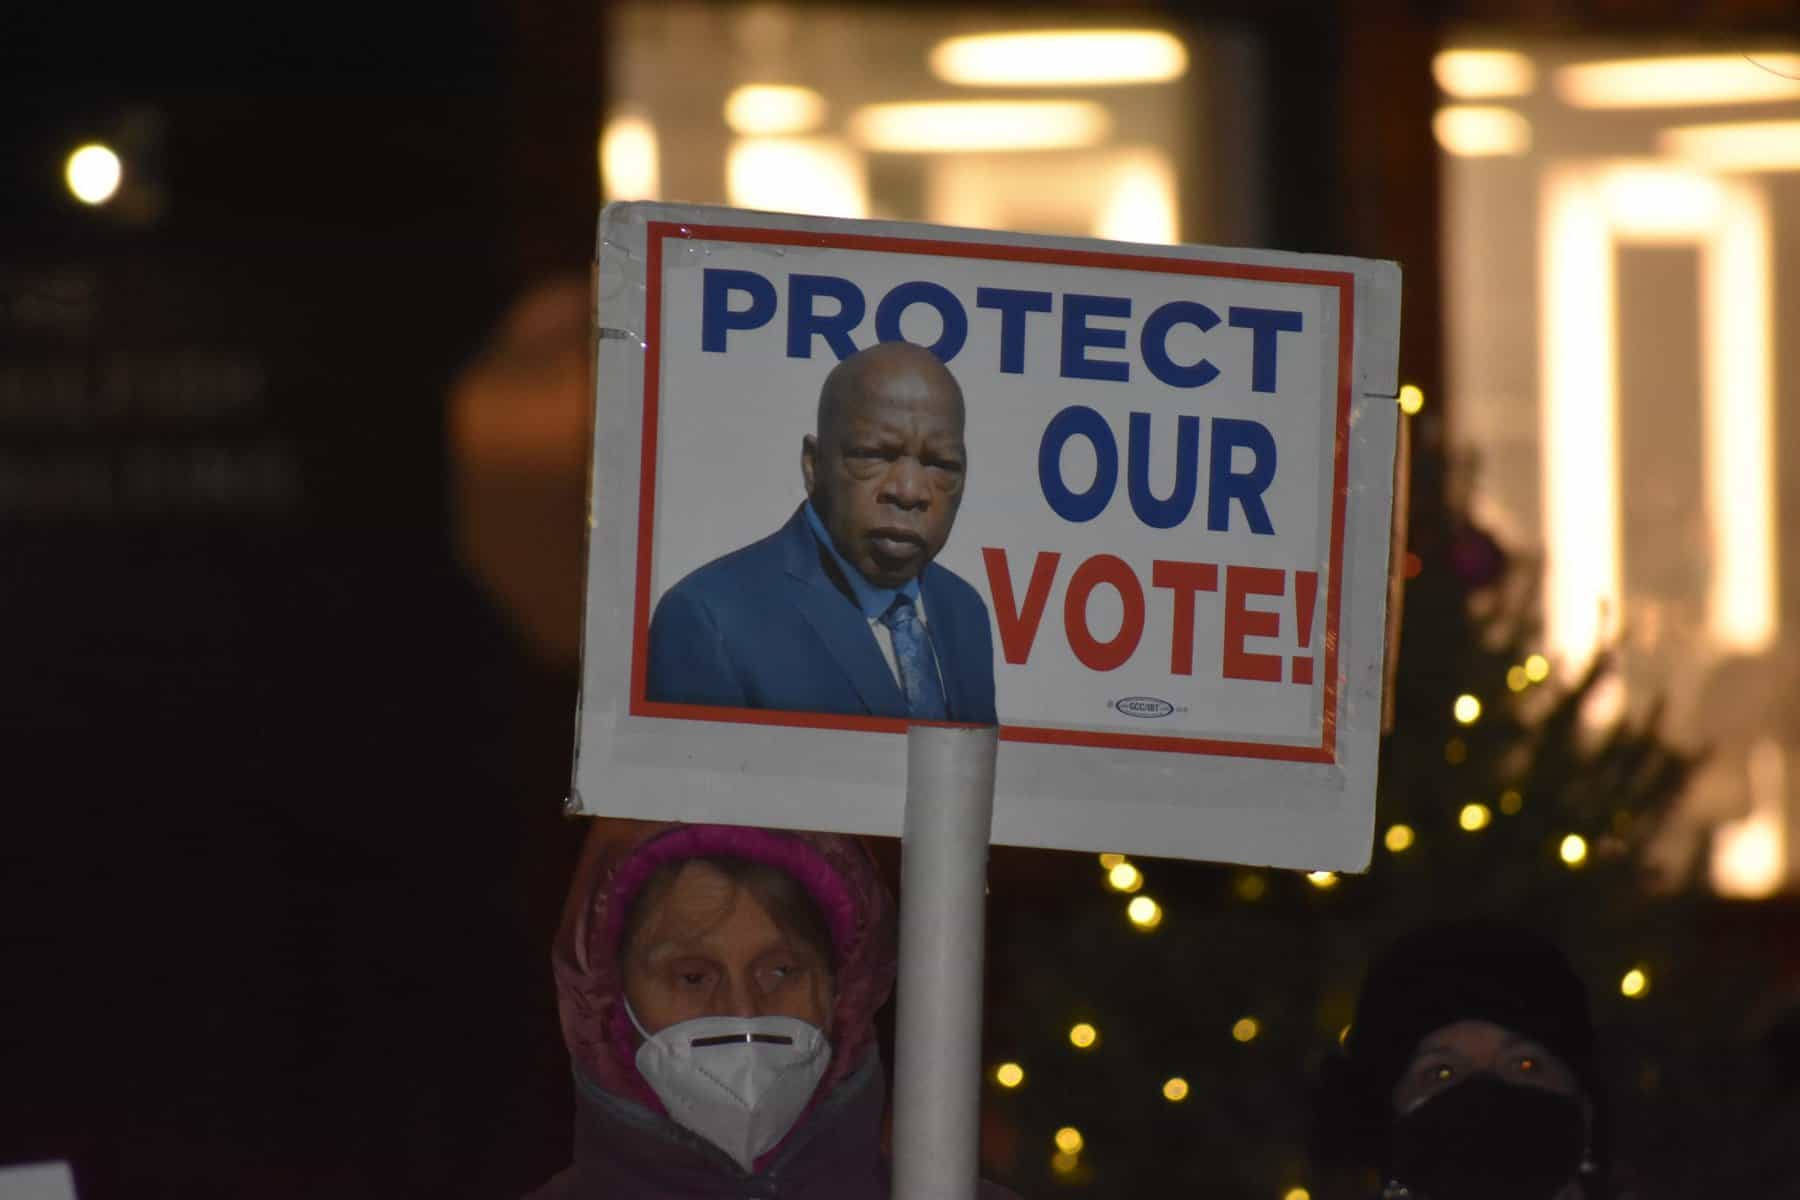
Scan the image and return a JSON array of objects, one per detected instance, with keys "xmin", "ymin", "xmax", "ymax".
[{"xmin": 629, "ymin": 1006, "xmax": 832, "ymax": 1173}]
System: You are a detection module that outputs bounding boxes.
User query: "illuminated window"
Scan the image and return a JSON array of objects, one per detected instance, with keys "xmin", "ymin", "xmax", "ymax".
[{"xmin": 606, "ymin": 6, "xmax": 1263, "ymax": 247}]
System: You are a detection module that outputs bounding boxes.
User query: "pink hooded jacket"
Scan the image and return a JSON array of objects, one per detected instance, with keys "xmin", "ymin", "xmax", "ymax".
[{"xmin": 524, "ymin": 819, "xmax": 1017, "ymax": 1200}]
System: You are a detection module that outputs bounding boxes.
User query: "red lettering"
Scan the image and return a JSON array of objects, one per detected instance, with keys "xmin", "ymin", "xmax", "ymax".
[
  {"xmin": 1223, "ymin": 565, "xmax": 1284, "ymax": 681},
  {"xmin": 981, "ymin": 547, "xmax": 1061, "ymax": 665},
  {"xmin": 1151, "ymin": 560, "xmax": 1219, "ymax": 675},
  {"xmin": 1291, "ymin": 569, "xmax": 1318, "ymax": 685},
  {"xmin": 1064, "ymin": 554, "xmax": 1145, "ymax": 672}
]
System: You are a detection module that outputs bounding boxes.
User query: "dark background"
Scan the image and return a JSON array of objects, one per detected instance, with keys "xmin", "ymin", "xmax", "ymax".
[
  {"xmin": 1, "ymin": 4, "xmax": 592, "ymax": 1195},
  {"xmin": 3, "ymin": 1, "xmax": 1795, "ymax": 1196}
]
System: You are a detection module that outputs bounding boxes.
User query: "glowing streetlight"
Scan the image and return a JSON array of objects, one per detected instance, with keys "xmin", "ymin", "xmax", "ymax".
[{"xmin": 65, "ymin": 143, "xmax": 122, "ymax": 206}]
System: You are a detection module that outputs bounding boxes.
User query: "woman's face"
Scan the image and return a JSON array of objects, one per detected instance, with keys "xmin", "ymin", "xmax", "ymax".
[
  {"xmin": 622, "ymin": 861, "xmax": 834, "ymax": 1035},
  {"xmin": 1392, "ymin": 1018, "xmax": 1581, "ymax": 1113}
]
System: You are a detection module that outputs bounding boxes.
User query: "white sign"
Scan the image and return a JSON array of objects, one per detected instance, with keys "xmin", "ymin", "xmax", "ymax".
[
  {"xmin": 576, "ymin": 202, "xmax": 1400, "ymax": 871},
  {"xmin": 0, "ymin": 1163, "xmax": 77, "ymax": 1200}
]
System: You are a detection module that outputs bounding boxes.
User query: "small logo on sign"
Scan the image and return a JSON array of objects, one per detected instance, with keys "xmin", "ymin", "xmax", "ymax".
[{"xmin": 1114, "ymin": 696, "xmax": 1176, "ymax": 719}]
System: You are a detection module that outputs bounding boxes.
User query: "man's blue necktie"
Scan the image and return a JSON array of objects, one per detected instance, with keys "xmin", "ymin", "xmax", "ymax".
[{"xmin": 880, "ymin": 596, "xmax": 948, "ymax": 720}]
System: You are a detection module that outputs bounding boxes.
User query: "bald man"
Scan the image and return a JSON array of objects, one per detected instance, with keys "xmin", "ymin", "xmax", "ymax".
[{"xmin": 645, "ymin": 342, "xmax": 997, "ymax": 724}]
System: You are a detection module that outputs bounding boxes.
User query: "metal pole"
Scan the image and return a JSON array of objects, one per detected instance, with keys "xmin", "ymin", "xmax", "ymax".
[{"xmin": 891, "ymin": 722, "xmax": 998, "ymax": 1200}]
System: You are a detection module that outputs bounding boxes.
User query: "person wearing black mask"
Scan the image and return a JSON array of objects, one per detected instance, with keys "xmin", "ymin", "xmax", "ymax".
[{"xmin": 1320, "ymin": 919, "xmax": 1603, "ymax": 1200}]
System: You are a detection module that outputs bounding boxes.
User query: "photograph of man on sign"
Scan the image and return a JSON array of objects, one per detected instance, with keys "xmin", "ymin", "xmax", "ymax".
[{"xmin": 645, "ymin": 340, "xmax": 998, "ymax": 724}]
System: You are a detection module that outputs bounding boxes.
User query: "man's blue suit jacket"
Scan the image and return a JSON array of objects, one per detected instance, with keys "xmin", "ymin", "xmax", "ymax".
[{"xmin": 645, "ymin": 506, "xmax": 997, "ymax": 724}]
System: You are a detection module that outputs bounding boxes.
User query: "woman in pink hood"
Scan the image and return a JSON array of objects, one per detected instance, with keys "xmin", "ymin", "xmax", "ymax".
[{"xmin": 525, "ymin": 818, "xmax": 1018, "ymax": 1199}]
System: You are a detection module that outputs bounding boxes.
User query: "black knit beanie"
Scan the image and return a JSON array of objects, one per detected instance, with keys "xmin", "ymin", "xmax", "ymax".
[
  {"xmin": 1345, "ymin": 918, "xmax": 1595, "ymax": 1105},
  {"xmin": 1318, "ymin": 918, "xmax": 1599, "ymax": 1172}
]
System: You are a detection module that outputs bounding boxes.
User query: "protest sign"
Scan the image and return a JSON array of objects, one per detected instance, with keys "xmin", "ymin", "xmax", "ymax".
[{"xmin": 575, "ymin": 202, "xmax": 1400, "ymax": 871}]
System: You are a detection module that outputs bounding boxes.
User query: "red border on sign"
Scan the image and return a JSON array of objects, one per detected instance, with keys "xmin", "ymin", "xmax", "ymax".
[{"xmin": 627, "ymin": 221, "xmax": 1355, "ymax": 764}]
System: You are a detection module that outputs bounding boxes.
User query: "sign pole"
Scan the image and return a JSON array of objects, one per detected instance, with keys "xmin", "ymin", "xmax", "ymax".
[{"xmin": 891, "ymin": 722, "xmax": 998, "ymax": 1200}]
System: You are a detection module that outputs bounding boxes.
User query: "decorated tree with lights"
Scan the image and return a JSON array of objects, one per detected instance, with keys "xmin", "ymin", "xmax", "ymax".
[{"xmin": 977, "ymin": 417, "xmax": 1787, "ymax": 1198}]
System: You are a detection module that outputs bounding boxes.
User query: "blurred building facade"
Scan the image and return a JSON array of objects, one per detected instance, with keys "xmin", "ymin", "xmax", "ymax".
[{"xmin": 1436, "ymin": 38, "xmax": 1800, "ymax": 895}]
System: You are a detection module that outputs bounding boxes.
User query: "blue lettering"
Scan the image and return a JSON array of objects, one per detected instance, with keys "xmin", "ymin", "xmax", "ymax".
[
  {"xmin": 1206, "ymin": 418, "xmax": 1277, "ymax": 535},
  {"xmin": 1038, "ymin": 405, "xmax": 1118, "ymax": 523},
  {"xmin": 976, "ymin": 287, "xmax": 1053, "ymax": 374},
  {"xmin": 787, "ymin": 274, "xmax": 866, "ymax": 360},
  {"xmin": 1060, "ymin": 294, "xmax": 1131, "ymax": 382},
  {"xmin": 1227, "ymin": 306, "xmax": 1304, "ymax": 394},
  {"xmin": 1126, "ymin": 411, "xmax": 1200, "ymax": 529},
  {"xmin": 701, "ymin": 268, "xmax": 777, "ymax": 353},
  {"xmin": 1139, "ymin": 300, "xmax": 1221, "ymax": 389},
  {"xmin": 874, "ymin": 281, "xmax": 968, "ymax": 362}
]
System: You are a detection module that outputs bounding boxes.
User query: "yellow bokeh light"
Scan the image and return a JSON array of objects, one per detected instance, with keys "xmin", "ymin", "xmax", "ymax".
[
  {"xmin": 1459, "ymin": 803, "xmax": 1493, "ymax": 832},
  {"xmin": 1453, "ymin": 694, "xmax": 1483, "ymax": 724},
  {"xmin": 1283, "ymin": 1188, "xmax": 1313, "ymax": 1200},
  {"xmin": 1385, "ymin": 823, "xmax": 1416, "ymax": 852},
  {"xmin": 1338, "ymin": 1024, "xmax": 1352, "ymax": 1048},
  {"xmin": 1433, "ymin": 48, "xmax": 1536, "ymax": 99},
  {"xmin": 1306, "ymin": 870, "xmax": 1338, "ymax": 889},
  {"xmin": 1555, "ymin": 53, "xmax": 1800, "ymax": 109},
  {"xmin": 65, "ymin": 143, "xmax": 122, "ymax": 206},
  {"xmin": 930, "ymin": 29, "xmax": 1189, "ymax": 88},
  {"xmin": 1507, "ymin": 665, "xmax": 1530, "ymax": 692},
  {"xmin": 995, "ymin": 1062, "xmax": 1025, "ymax": 1088},
  {"xmin": 723, "ymin": 84, "xmax": 827, "ymax": 136},
  {"xmin": 1433, "ymin": 105, "xmax": 1533, "ymax": 157},
  {"xmin": 1054, "ymin": 1126, "xmax": 1084, "ymax": 1154},
  {"xmin": 1398, "ymin": 384, "xmax": 1425, "ymax": 414},
  {"xmin": 1444, "ymin": 737, "xmax": 1468, "ymax": 765},
  {"xmin": 1069, "ymin": 1022, "xmax": 1098, "ymax": 1049},
  {"xmin": 1162, "ymin": 1076, "xmax": 1189, "ymax": 1101},
  {"xmin": 1524, "ymin": 654, "xmax": 1551, "ymax": 682},
  {"xmin": 1108, "ymin": 861, "xmax": 1144, "ymax": 892},
  {"xmin": 600, "ymin": 116, "xmax": 659, "ymax": 202},
  {"xmin": 1051, "ymin": 1149, "xmax": 1080, "ymax": 1175},
  {"xmin": 1560, "ymin": 834, "xmax": 1589, "ymax": 866},
  {"xmin": 726, "ymin": 136, "xmax": 868, "ymax": 220},
  {"xmin": 1127, "ymin": 895, "xmax": 1163, "ymax": 929},
  {"xmin": 1232, "ymin": 1016, "xmax": 1260, "ymax": 1043},
  {"xmin": 849, "ymin": 99, "xmax": 1111, "ymax": 153},
  {"xmin": 1234, "ymin": 872, "xmax": 1268, "ymax": 901},
  {"xmin": 1620, "ymin": 966, "xmax": 1649, "ymax": 998},
  {"xmin": 1098, "ymin": 852, "xmax": 1126, "ymax": 870},
  {"xmin": 1500, "ymin": 789, "xmax": 1524, "ymax": 815}
]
